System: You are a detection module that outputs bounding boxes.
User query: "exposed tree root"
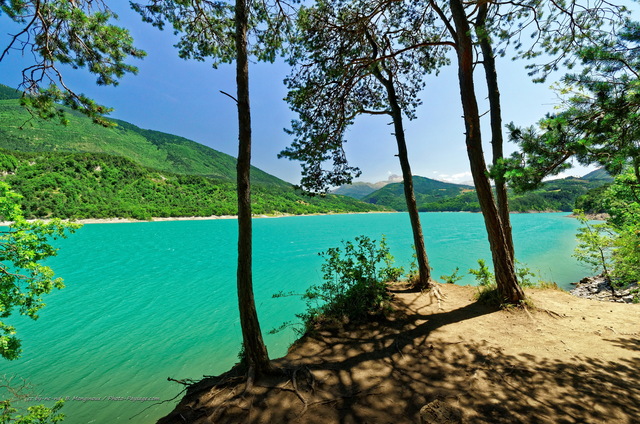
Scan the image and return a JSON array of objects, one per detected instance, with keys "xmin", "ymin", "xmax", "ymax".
[
  {"xmin": 242, "ymin": 365, "xmax": 255, "ymax": 397},
  {"xmin": 521, "ymin": 304, "xmax": 534, "ymax": 321},
  {"xmin": 425, "ymin": 283, "xmax": 446, "ymax": 309},
  {"xmin": 168, "ymin": 377, "xmax": 197, "ymax": 386}
]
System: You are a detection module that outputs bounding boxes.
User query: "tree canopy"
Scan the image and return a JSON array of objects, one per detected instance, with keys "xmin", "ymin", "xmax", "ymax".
[
  {"xmin": 507, "ymin": 19, "xmax": 640, "ymax": 190},
  {"xmin": 280, "ymin": 0, "xmax": 449, "ymax": 192},
  {"xmin": 0, "ymin": 0, "xmax": 145, "ymax": 125}
]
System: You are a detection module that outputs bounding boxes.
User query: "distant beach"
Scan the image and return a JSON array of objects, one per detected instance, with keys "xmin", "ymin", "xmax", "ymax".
[{"xmin": 0, "ymin": 211, "xmax": 396, "ymax": 226}]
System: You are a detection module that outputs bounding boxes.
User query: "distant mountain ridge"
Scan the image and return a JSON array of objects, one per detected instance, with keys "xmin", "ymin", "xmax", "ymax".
[
  {"xmin": 362, "ymin": 176, "xmax": 475, "ymax": 211},
  {"xmin": 581, "ymin": 168, "xmax": 613, "ymax": 181},
  {"xmin": 337, "ymin": 173, "xmax": 610, "ymax": 212},
  {"xmin": 332, "ymin": 174, "xmax": 402, "ymax": 199}
]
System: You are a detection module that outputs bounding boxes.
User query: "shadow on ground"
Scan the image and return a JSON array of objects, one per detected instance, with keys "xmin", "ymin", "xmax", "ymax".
[{"xmin": 158, "ymin": 290, "xmax": 639, "ymax": 423}]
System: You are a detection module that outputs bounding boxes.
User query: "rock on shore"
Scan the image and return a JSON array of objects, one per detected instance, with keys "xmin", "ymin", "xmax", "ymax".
[{"xmin": 570, "ymin": 275, "xmax": 638, "ymax": 303}]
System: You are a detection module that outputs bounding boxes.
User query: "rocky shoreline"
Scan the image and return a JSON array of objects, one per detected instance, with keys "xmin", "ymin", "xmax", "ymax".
[{"xmin": 570, "ymin": 275, "xmax": 638, "ymax": 303}]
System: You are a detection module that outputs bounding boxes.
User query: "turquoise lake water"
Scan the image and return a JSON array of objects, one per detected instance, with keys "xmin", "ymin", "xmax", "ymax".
[{"xmin": 3, "ymin": 212, "xmax": 587, "ymax": 423}]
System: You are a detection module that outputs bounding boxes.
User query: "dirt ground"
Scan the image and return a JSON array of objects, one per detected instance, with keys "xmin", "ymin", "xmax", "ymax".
[{"xmin": 158, "ymin": 284, "xmax": 639, "ymax": 423}]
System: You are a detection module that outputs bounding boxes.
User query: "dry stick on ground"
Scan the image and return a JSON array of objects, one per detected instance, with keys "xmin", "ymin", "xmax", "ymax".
[
  {"xmin": 167, "ymin": 377, "xmax": 196, "ymax": 386},
  {"xmin": 540, "ymin": 308, "xmax": 565, "ymax": 318}
]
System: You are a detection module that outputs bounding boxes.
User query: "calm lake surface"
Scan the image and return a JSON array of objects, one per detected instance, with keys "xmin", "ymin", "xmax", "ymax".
[{"xmin": 4, "ymin": 212, "xmax": 588, "ymax": 423}]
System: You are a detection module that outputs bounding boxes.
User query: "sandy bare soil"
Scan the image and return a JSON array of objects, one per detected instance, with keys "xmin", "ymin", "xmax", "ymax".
[{"xmin": 158, "ymin": 284, "xmax": 639, "ymax": 423}]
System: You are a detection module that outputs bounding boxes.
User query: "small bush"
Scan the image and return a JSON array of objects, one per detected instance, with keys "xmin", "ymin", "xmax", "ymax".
[
  {"xmin": 515, "ymin": 260, "xmax": 539, "ymax": 288},
  {"xmin": 274, "ymin": 235, "xmax": 402, "ymax": 335},
  {"xmin": 440, "ymin": 267, "xmax": 463, "ymax": 284},
  {"xmin": 469, "ymin": 259, "xmax": 494, "ymax": 287},
  {"xmin": 469, "ymin": 259, "xmax": 551, "ymax": 307}
]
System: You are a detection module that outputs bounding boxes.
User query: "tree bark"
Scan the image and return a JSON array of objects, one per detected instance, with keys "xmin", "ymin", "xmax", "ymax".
[
  {"xmin": 378, "ymin": 74, "xmax": 432, "ymax": 290},
  {"xmin": 235, "ymin": 0, "xmax": 272, "ymax": 375},
  {"xmin": 475, "ymin": 4, "xmax": 515, "ymax": 261},
  {"xmin": 448, "ymin": 0, "xmax": 525, "ymax": 304}
]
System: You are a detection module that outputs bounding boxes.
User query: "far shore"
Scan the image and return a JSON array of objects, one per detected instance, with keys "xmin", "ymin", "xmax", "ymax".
[
  {"xmin": 0, "ymin": 210, "xmax": 396, "ymax": 226},
  {"xmin": 1, "ymin": 209, "xmax": 589, "ymax": 226}
]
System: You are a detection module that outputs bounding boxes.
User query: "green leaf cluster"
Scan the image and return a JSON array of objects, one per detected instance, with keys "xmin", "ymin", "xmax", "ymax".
[
  {"xmin": 0, "ymin": 181, "xmax": 79, "ymax": 361},
  {"xmin": 573, "ymin": 169, "xmax": 640, "ymax": 294},
  {"xmin": 506, "ymin": 19, "xmax": 640, "ymax": 189},
  {"xmin": 131, "ymin": 0, "xmax": 292, "ymax": 67},
  {"xmin": 0, "ymin": 399, "xmax": 64, "ymax": 424},
  {"xmin": 1, "ymin": 1, "xmax": 145, "ymax": 126}
]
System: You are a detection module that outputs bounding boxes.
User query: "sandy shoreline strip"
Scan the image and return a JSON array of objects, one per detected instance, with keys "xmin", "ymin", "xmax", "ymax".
[
  {"xmin": 2, "ymin": 210, "xmax": 581, "ymax": 226},
  {"xmin": 1, "ymin": 211, "xmax": 394, "ymax": 226}
]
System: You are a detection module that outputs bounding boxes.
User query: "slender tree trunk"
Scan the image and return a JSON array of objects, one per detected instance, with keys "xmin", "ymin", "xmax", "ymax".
[
  {"xmin": 448, "ymin": 0, "xmax": 525, "ymax": 304},
  {"xmin": 379, "ymin": 75, "xmax": 432, "ymax": 289},
  {"xmin": 235, "ymin": 0, "xmax": 272, "ymax": 375},
  {"xmin": 475, "ymin": 4, "xmax": 515, "ymax": 261}
]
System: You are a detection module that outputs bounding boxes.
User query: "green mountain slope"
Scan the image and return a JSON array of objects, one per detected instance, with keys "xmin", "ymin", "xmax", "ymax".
[
  {"xmin": 0, "ymin": 84, "xmax": 384, "ymax": 219},
  {"xmin": 0, "ymin": 149, "xmax": 385, "ymax": 220},
  {"xmin": 363, "ymin": 176, "xmax": 475, "ymax": 211},
  {"xmin": 0, "ymin": 84, "xmax": 285, "ymax": 186},
  {"xmin": 0, "ymin": 84, "xmax": 21, "ymax": 100},
  {"xmin": 581, "ymin": 168, "xmax": 613, "ymax": 182},
  {"xmin": 508, "ymin": 177, "xmax": 607, "ymax": 212},
  {"xmin": 332, "ymin": 181, "xmax": 389, "ymax": 199}
]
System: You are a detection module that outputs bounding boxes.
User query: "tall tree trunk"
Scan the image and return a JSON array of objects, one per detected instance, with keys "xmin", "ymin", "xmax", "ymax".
[
  {"xmin": 380, "ymin": 75, "xmax": 432, "ymax": 289},
  {"xmin": 475, "ymin": 4, "xmax": 515, "ymax": 261},
  {"xmin": 448, "ymin": 0, "xmax": 525, "ymax": 304},
  {"xmin": 235, "ymin": 0, "xmax": 272, "ymax": 375},
  {"xmin": 366, "ymin": 51, "xmax": 432, "ymax": 290}
]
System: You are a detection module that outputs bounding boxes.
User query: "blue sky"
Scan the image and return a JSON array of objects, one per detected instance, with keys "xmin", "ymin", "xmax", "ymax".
[{"xmin": 0, "ymin": 4, "xmax": 595, "ymax": 185}]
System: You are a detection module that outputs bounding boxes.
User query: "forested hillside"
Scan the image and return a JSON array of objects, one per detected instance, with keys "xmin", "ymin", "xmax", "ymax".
[
  {"xmin": 0, "ymin": 82, "xmax": 612, "ymax": 217},
  {"xmin": 0, "ymin": 84, "xmax": 385, "ymax": 219},
  {"xmin": 0, "ymin": 150, "xmax": 384, "ymax": 219},
  {"xmin": 362, "ymin": 176, "xmax": 474, "ymax": 210}
]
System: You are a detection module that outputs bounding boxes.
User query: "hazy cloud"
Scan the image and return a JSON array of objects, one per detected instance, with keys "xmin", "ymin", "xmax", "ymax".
[{"xmin": 433, "ymin": 171, "xmax": 473, "ymax": 184}]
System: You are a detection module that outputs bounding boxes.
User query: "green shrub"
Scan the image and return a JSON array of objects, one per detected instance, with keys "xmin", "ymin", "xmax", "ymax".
[
  {"xmin": 572, "ymin": 209, "xmax": 614, "ymax": 279},
  {"xmin": 469, "ymin": 259, "xmax": 551, "ymax": 306},
  {"xmin": 274, "ymin": 235, "xmax": 401, "ymax": 335},
  {"xmin": 439, "ymin": 267, "xmax": 463, "ymax": 284},
  {"xmin": 515, "ymin": 261, "xmax": 539, "ymax": 288},
  {"xmin": 469, "ymin": 259, "xmax": 494, "ymax": 287}
]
